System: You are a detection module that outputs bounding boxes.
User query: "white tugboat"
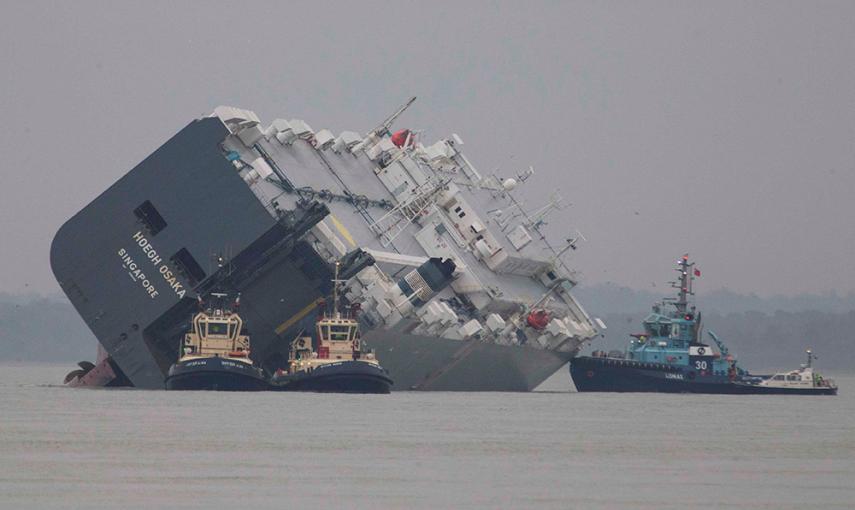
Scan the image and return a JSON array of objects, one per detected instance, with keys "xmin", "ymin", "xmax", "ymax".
[
  {"xmin": 271, "ymin": 263, "xmax": 393, "ymax": 393},
  {"xmin": 165, "ymin": 293, "xmax": 268, "ymax": 391}
]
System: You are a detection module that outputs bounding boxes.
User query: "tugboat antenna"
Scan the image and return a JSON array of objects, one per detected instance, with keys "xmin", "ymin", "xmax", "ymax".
[{"xmin": 332, "ymin": 261, "xmax": 342, "ymax": 319}]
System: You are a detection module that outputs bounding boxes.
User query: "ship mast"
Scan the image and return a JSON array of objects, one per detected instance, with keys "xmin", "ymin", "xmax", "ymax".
[
  {"xmin": 671, "ymin": 254, "xmax": 695, "ymax": 315},
  {"xmin": 373, "ymin": 96, "xmax": 417, "ymax": 138}
]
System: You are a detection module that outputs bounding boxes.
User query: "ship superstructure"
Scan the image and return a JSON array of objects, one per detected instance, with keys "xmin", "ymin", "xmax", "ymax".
[{"xmin": 51, "ymin": 98, "xmax": 600, "ymax": 390}]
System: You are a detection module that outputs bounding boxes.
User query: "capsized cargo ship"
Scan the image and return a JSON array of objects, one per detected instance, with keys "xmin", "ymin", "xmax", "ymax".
[{"xmin": 51, "ymin": 97, "xmax": 602, "ymax": 391}]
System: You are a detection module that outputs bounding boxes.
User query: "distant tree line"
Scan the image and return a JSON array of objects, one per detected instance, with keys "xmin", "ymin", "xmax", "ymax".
[
  {"xmin": 1, "ymin": 290, "xmax": 853, "ymax": 372},
  {"xmin": 0, "ymin": 296, "xmax": 94, "ymax": 362}
]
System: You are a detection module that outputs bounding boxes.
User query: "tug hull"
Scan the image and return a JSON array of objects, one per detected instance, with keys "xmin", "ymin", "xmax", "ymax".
[
  {"xmin": 271, "ymin": 360, "xmax": 392, "ymax": 394},
  {"xmin": 165, "ymin": 357, "xmax": 269, "ymax": 391},
  {"xmin": 570, "ymin": 357, "xmax": 837, "ymax": 395}
]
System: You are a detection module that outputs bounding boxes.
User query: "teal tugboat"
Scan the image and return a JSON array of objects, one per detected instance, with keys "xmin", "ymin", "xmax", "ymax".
[{"xmin": 570, "ymin": 255, "xmax": 837, "ymax": 395}]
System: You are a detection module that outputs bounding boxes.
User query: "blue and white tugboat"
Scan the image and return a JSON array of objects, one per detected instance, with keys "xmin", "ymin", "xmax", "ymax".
[
  {"xmin": 270, "ymin": 263, "xmax": 393, "ymax": 394},
  {"xmin": 570, "ymin": 255, "xmax": 837, "ymax": 395},
  {"xmin": 165, "ymin": 293, "xmax": 269, "ymax": 391}
]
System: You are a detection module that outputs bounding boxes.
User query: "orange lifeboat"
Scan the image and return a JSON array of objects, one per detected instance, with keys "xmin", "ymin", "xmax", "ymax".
[
  {"xmin": 391, "ymin": 129, "xmax": 413, "ymax": 148},
  {"xmin": 526, "ymin": 309, "xmax": 550, "ymax": 330}
]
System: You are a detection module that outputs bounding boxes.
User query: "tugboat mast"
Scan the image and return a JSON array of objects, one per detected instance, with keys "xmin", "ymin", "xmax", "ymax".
[
  {"xmin": 331, "ymin": 261, "xmax": 344, "ymax": 319},
  {"xmin": 672, "ymin": 254, "xmax": 696, "ymax": 315}
]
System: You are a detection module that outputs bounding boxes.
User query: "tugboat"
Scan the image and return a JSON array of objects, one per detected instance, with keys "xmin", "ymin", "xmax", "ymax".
[
  {"xmin": 570, "ymin": 255, "xmax": 837, "ymax": 395},
  {"xmin": 165, "ymin": 293, "xmax": 269, "ymax": 391},
  {"xmin": 271, "ymin": 263, "xmax": 393, "ymax": 394}
]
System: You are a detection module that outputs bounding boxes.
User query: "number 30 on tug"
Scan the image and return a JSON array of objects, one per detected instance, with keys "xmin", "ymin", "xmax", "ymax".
[{"xmin": 570, "ymin": 255, "xmax": 837, "ymax": 395}]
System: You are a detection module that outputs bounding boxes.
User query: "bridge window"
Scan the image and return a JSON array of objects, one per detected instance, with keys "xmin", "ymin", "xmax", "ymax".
[
  {"xmin": 207, "ymin": 322, "xmax": 229, "ymax": 336},
  {"xmin": 330, "ymin": 325, "xmax": 350, "ymax": 341}
]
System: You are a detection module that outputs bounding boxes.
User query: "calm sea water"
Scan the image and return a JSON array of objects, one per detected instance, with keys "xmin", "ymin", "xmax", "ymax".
[{"xmin": 1, "ymin": 363, "xmax": 853, "ymax": 510}]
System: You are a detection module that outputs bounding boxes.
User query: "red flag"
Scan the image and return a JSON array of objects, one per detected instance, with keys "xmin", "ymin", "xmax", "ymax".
[{"xmin": 694, "ymin": 268, "xmax": 701, "ymax": 277}]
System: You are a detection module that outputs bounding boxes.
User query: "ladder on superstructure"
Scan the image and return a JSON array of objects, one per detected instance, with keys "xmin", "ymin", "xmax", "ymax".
[{"xmin": 368, "ymin": 179, "xmax": 448, "ymax": 247}]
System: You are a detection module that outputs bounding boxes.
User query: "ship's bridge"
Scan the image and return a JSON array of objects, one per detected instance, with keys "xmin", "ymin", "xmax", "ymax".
[
  {"xmin": 187, "ymin": 311, "xmax": 247, "ymax": 357},
  {"xmin": 639, "ymin": 312, "xmax": 697, "ymax": 351},
  {"xmin": 642, "ymin": 313, "xmax": 678, "ymax": 339},
  {"xmin": 317, "ymin": 318, "xmax": 359, "ymax": 342},
  {"xmin": 196, "ymin": 313, "xmax": 241, "ymax": 340}
]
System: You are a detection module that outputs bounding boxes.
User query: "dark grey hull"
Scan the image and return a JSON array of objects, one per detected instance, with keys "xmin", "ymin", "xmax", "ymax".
[
  {"xmin": 365, "ymin": 328, "xmax": 575, "ymax": 391},
  {"xmin": 165, "ymin": 357, "xmax": 269, "ymax": 391},
  {"xmin": 271, "ymin": 361, "xmax": 392, "ymax": 394},
  {"xmin": 570, "ymin": 357, "xmax": 838, "ymax": 395},
  {"xmin": 50, "ymin": 117, "xmax": 339, "ymax": 388}
]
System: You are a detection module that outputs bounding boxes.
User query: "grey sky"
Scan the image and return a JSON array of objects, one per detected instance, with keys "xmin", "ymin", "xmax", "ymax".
[{"xmin": 1, "ymin": 1, "xmax": 853, "ymax": 297}]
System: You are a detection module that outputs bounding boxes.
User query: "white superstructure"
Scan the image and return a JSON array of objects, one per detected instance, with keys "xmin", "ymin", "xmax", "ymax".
[{"xmin": 209, "ymin": 99, "xmax": 600, "ymax": 390}]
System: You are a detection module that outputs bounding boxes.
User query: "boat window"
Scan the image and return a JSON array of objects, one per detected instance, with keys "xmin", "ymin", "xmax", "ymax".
[
  {"xmin": 670, "ymin": 324, "xmax": 680, "ymax": 338},
  {"xmin": 774, "ymin": 375, "xmax": 785, "ymax": 381},
  {"xmin": 319, "ymin": 325, "xmax": 330, "ymax": 340},
  {"xmin": 787, "ymin": 375, "xmax": 799, "ymax": 381},
  {"xmin": 207, "ymin": 322, "xmax": 229, "ymax": 336},
  {"xmin": 330, "ymin": 325, "xmax": 350, "ymax": 341}
]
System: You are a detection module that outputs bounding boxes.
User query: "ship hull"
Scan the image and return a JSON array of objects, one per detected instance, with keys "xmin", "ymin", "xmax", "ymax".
[
  {"xmin": 366, "ymin": 328, "xmax": 576, "ymax": 391},
  {"xmin": 570, "ymin": 357, "xmax": 837, "ymax": 395},
  {"xmin": 51, "ymin": 113, "xmax": 595, "ymax": 392},
  {"xmin": 66, "ymin": 357, "xmax": 133, "ymax": 388},
  {"xmin": 271, "ymin": 361, "xmax": 392, "ymax": 394},
  {"xmin": 165, "ymin": 357, "xmax": 269, "ymax": 391}
]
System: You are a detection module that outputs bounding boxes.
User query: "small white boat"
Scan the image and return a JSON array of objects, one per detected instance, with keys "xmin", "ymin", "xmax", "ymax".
[{"xmin": 749, "ymin": 350, "xmax": 837, "ymax": 395}]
